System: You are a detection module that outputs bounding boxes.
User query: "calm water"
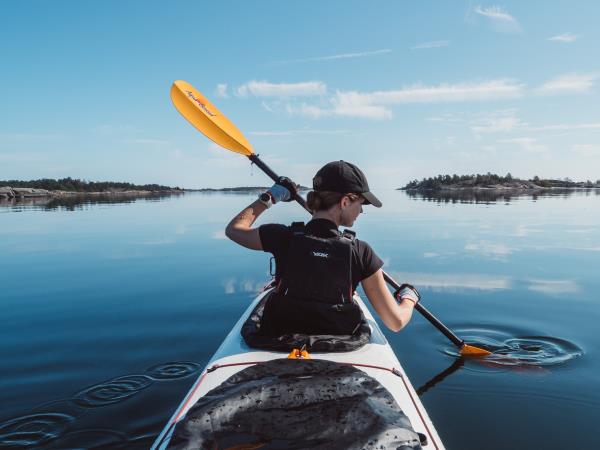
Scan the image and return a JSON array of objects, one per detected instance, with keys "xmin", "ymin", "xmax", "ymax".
[{"xmin": 1, "ymin": 190, "xmax": 599, "ymax": 449}]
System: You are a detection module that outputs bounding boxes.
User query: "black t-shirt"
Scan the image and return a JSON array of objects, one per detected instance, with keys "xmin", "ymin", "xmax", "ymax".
[{"xmin": 259, "ymin": 218, "xmax": 383, "ymax": 291}]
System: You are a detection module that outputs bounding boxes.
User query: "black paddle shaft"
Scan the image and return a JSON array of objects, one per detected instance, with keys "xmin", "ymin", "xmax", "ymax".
[
  {"xmin": 247, "ymin": 153, "xmax": 465, "ymax": 350},
  {"xmin": 248, "ymin": 154, "xmax": 311, "ymax": 213},
  {"xmin": 382, "ymin": 272, "xmax": 464, "ymax": 348}
]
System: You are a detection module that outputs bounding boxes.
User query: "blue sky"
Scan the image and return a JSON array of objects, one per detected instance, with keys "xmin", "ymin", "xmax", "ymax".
[{"xmin": 1, "ymin": 1, "xmax": 599, "ymax": 189}]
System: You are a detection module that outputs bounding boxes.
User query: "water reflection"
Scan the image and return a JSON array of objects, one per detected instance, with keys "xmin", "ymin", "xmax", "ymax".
[
  {"xmin": 0, "ymin": 412, "xmax": 75, "ymax": 448},
  {"xmin": 0, "ymin": 361, "xmax": 201, "ymax": 449},
  {"xmin": 441, "ymin": 328, "xmax": 583, "ymax": 369},
  {"xmin": 389, "ymin": 271, "xmax": 511, "ymax": 291},
  {"xmin": 417, "ymin": 359, "xmax": 465, "ymax": 396},
  {"xmin": 404, "ymin": 188, "xmax": 600, "ymax": 204},
  {"xmin": 417, "ymin": 330, "xmax": 583, "ymax": 397},
  {"xmin": 0, "ymin": 192, "xmax": 184, "ymax": 211}
]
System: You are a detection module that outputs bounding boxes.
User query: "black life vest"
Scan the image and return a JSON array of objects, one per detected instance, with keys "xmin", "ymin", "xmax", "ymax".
[
  {"xmin": 261, "ymin": 222, "xmax": 363, "ymax": 336},
  {"xmin": 279, "ymin": 221, "xmax": 355, "ymax": 304}
]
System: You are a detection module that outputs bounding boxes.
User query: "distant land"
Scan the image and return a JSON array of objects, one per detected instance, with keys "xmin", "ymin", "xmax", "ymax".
[
  {"xmin": 198, "ymin": 186, "xmax": 310, "ymax": 192},
  {"xmin": 401, "ymin": 173, "xmax": 600, "ymax": 191},
  {"xmin": 0, "ymin": 178, "xmax": 310, "ymax": 200},
  {"xmin": 0, "ymin": 177, "xmax": 183, "ymax": 199}
]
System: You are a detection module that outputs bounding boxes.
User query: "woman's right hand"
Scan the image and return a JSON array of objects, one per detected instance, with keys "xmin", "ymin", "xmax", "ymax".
[{"xmin": 394, "ymin": 284, "xmax": 421, "ymax": 305}]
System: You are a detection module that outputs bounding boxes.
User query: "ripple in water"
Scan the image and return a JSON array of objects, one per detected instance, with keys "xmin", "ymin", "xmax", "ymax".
[
  {"xmin": 0, "ymin": 413, "xmax": 74, "ymax": 448},
  {"xmin": 146, "ymin": 361, "xmax": 201, "ymax": 380},
  {"xmin": 73, "ymin": 375, "xmax": 154, "ymax": 407},
  {"xmin": 47, "ymin": 429, "xmax": 128, "ymax": 448},
  {"xmin": 442, "ymin": 328, "xmax": 583, "ymax": 369}
]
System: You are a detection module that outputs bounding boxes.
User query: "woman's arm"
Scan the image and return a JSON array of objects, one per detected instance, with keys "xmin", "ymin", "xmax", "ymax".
[
  {"xmin": 361, "ymin": 268, "xmax": 415, "ymax": 332},
  {"xmin": 225, "ymin": 181, "xmax": 295, "ymax": 251},
  {"xmin": 225, "ymin": 200, "xmax": 267, "ymax": 250}
]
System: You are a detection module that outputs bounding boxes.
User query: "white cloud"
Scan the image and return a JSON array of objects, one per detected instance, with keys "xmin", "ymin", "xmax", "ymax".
[
  {"xmin": 470, "ymin": 109, "xmax": 525, "ymax": 134},
  {"xmin": 529, "ymin": 122, "xmax": 600, "ymax": 131},
  {"xmin": 474, "ymin": 5, "xmax": 521, "ymax": 33},
  {"xmin": 256, "ymin": 79, "xmax": 524, "ymax": 120},
  {"xmin": 411, "ymin": 40, "xmax": 450, "ymax": 50},
  {"xmin": 427, "ymin": 114, "xmax": 464, "ymax": 123},
  {"xmin": 297, "ymin": 102, "xmax": 332, "ymax": 119},
  {"xmin": 236, "ymin": 80, "xmax": 327, "ymax": 97},
  {"xmin": 499, "ymin": 137, "xmax": 548, "ymax": 153},
  {"xmin": 0, "ymin": 151, "xmax": 45, "ymax": 163},
  {"xmin": 331, "ymin": 92, "xmax": 393, "ymax": 119},
  {"xmin": 273, "ymin": 49, "xmax": 391, "ymax": 64},
  {"xmin": 572, "ymin": 144, "xmax": 600, "ymax": 157},
  {"xmin": 0, "ymin": 133, "xmax": 66, "ymax": 142},
  {"xmin": 203, "ymin": 142, "xmax": 249, "ymax": 170},
  {"xmin": 122, "ymin": 138, "xmax": 169, "ymax": 145},
  {"xmin": 216, "ymin": 84, "xmax": 228, "ymax": 98},
  {"xmin": 536, "ymin": 73, "xmax": 597, "ymax": 95},
  {"xmin": 249, "ymin": 129, "xmax": 350, "ymax": 137},
  {"xmin": 345, "ymin": 79, "xmax": 523, "ymax": 104},
  {"xmin": 296, "ymin": 80, "xmax": 524, "ymax": 120},
  {"xmin": 548, "ymin": 32, "xmax": 579, "ymax": 43}
]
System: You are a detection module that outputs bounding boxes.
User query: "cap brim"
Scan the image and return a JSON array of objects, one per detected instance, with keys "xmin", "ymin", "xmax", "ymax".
[{"xmin": 362, "ymin": 191, "xmax": 382, "ymax": 208}]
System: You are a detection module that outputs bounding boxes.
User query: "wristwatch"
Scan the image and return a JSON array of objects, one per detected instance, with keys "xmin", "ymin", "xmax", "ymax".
[{"xmin": 258, "ymin": 192, "xmax": 273, "ymax": 208}]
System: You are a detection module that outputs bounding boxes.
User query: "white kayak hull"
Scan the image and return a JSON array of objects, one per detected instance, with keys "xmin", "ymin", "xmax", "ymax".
[{"xmin": 152, "ymin": 288, "xmax": 445, "ymax": 449}]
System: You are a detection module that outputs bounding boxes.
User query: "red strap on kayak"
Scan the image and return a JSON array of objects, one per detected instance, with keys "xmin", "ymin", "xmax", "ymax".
[{"xmin": 167, "ymin": 360, "xmax": 440, "ymax": 450}]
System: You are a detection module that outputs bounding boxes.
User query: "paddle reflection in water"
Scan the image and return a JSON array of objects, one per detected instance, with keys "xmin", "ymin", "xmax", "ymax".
[
  {"xmin": 416, "ymin": 358, "xmax": 465, "ymax": 397},
  {"xmin": 441, "ymin": 328, "xmax": 583, "ymax": 371},
  {"xmin": 418, "ymin": 331, "xmax": 583, "ymax": 396}
]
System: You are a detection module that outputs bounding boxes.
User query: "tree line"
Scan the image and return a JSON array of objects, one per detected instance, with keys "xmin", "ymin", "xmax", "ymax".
[
  {"xmin": 0, "ymin": 177, "xmax": 181, "ymax": 192},
  {"xmin": 403, "ymin": 173, "xmax": 600, "ymax": 190}
]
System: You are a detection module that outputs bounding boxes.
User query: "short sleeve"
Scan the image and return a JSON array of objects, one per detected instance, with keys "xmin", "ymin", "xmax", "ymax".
[
  {"xmin": 258, "ymin": 223, "xmax": 290, "ymax": 254},
  {"xmin": 355, "ymin": 239, "xmax": 384, "ymax": 282}
]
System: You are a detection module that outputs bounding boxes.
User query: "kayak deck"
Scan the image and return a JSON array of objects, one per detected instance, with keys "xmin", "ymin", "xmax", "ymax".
[{"xmin": 152, "ymin": 289, "xmax": 445, "ymax": 449}]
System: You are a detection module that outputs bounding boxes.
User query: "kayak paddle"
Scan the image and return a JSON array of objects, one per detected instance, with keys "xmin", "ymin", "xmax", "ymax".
[{"xmin": 170, "ymin": 80, "xmax": 491, "ymax": 358}]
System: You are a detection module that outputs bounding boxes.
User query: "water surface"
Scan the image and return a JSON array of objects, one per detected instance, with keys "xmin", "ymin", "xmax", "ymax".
[{"xmin": 1, "ymin": 190, "xmax": 599, "ymax": 449}]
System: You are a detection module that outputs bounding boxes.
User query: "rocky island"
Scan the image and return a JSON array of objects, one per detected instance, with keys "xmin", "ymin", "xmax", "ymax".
[
  {"xmin": 400, "ymin": 173, "xmax": 600, "ymax": 203},
  {"xmin": 0, "ymin": 178, "xmax": 184, "ymax": 200},
  {"xmin": 401, "ymin": 173, "xmax": 600, "ymax": 192}
]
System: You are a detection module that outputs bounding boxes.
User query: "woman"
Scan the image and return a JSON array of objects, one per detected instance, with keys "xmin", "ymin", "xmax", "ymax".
[{"xmin": 225, "ymin": 160, "xmax": 419, "ymax": 336}]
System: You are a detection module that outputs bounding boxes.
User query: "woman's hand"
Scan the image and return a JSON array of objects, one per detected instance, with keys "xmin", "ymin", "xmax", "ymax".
[
  {"xmin": 266, "ymin": 177, "xmax": 298, "ymax": 203},
  {"xmin": 393, "ymin": 283, "xmax": 421, "ymax": 305}
]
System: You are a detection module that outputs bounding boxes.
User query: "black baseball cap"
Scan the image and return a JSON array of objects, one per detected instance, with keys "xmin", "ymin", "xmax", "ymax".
[{"xmin": 312, "ymin": 160, "xmax": 382, "ymax": 207}]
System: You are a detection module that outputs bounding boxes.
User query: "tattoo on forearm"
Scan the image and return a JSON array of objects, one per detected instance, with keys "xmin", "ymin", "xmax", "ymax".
[{"xmin": 236, "ymin": 209, "xmax": 254, "ymax": 223}]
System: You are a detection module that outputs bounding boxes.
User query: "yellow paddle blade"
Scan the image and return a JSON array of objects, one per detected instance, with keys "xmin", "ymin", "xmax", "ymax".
[
  {"xmin": 170, "ymin": 80, "xmax": 254, "ymax": 156},
  {"xmin": 460, "ymin": 344, "xmax": 492, "ymax": 357}
]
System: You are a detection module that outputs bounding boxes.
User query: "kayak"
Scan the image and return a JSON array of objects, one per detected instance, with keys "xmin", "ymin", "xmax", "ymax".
[{"xmin": 152, "ymin": 287, "xmax": 446, "ymax": 450}]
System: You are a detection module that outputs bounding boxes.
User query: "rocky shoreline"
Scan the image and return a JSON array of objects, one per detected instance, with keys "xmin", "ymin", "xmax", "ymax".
[
  {"xmin": 402, "ymin": 184, "xmax": 600, "ymax": 193},
  {"xmin": 0, "ymin": 186, "xmax": 184, "ymax": 199}
]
